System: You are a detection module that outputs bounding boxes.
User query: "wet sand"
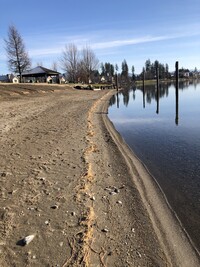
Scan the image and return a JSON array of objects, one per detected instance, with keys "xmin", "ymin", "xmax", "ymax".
[{"xmin": 0, "ymin": 84, "xmax": 199, "ymax": 266}]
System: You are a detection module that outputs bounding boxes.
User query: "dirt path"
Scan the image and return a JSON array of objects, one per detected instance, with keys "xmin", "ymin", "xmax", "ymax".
[
  {"xmin": 0, "ymin": 84, "xmax": 199, "ymax": 267},
  {"xmin": 0, "ymin": 84, "xmax": 108, "ymax": 266}
]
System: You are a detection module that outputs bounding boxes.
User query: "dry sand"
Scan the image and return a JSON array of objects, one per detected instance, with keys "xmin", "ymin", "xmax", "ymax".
[{"xmin": 0, "ymin": 84, "xmax": 199, "ymax": 267}]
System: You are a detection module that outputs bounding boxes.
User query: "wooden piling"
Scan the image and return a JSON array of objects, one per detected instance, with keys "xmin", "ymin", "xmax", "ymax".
[
  {"xmin": 175, "ymin": 61, "xmax": 179, "ymax": 89},
  {"xmin": 142, "ymin": 69, "xmax": 145, "ymax": 108},
  {"xmin": 115, "ymin": 74, "xmax": 119, "ymax": 91},
  {"xmin": 143, "ymin": 69, "xmax": 145, "ymax": 89},
  {"xmin": 156, "ymin": 66, "xmax": 159, "ymax": 91}
]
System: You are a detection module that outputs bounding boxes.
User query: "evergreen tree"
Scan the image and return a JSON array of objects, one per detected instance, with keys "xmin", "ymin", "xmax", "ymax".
[
  {"xmin": 131, "ymin": 65, "xmax": 135, "ymax": 81},
  {"xmin": 121, "ymin": 59, "xmax": 129, "ymax": 78}
]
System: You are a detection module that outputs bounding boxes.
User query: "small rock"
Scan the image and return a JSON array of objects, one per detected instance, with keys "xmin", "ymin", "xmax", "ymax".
[
  {"xmin": 71, "ymin": 211, "xmax": 76, "ymax": 216},
  {"xmin": 131, "ymin": 228, "xmax": 135, "ymax": 233},
  {"xmin": 51, "ymin": 205, "xmax": 58, "ymax": 209},
  {"xmin": 45, "ymin": 220, "xmax": 50, "ymax": 225},
  {"xmin": 28, "ymin": 207, "xmax": 35, "ymax": 211},
  {"xmin": 116, "ymin": 200, "xmax": 122, "ymax": 205},
  {"xmin": 102, "ymin": 228, "xmax": 109, "ymax": 233},
  {"xmin": 90, "ymin": 196, "xmax": 95, "ymax": 201},
  {"xmin": 110, "ymin": 191, "xmax": 117, "ymax": 196},
  {"xmin": 59, "ymin": 242, "xmax": 64, "ymax": 247},
  {"xmin": 1, "ymin": 172, "xmax": 7, "ymax": 177},
  {"xmin": 114, "ymin": 188, "xmax": 120, "ymax": 193},
  {"xmin": 17, "ymin": 234, "xmax": 35, "ymax": 246},
  {"xmin": 105, "ymin": 187, "xmax": 112, "ymax": 191}
]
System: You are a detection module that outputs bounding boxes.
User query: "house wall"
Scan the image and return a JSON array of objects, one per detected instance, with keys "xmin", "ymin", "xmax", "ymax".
[{"xmin": 12, "ymin": 78, "xmax": 19, "ymax": 83}]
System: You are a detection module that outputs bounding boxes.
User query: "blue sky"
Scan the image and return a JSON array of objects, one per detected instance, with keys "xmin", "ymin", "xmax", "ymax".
[{"xmin": 0, "ymin": 0, "xmax": 200, "ymax": 74}]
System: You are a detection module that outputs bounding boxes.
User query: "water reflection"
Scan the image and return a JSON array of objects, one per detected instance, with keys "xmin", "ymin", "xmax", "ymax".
[
  {"xmin": 156, "ymin": 84, "xmax": 160, "ymax": 114},
  {"xmin": 142, "ymin": 86, "xmax": 145, "ymax": 108},
  {"xmin": 109, "ymin": 80, "xmax": 199, "ymax": 126},
  {"xmin": 108, "ymin": 80, "xmax": 200, "ymax": 251},
  {"xmin": 175, "ymin": 81, "xmax": 179, "ymax": 125}
]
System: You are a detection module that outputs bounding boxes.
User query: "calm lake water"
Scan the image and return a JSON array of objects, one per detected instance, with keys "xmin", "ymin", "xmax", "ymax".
[{"xmin": 109, "ymin": 80, "xmax": 200, "ymax": 251}]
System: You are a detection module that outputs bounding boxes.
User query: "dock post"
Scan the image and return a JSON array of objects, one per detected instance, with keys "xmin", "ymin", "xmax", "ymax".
[
  {"xmin": 143, "ymin": 70, "xmax": 145, "ymax": 108},
  {"xmin": 156, "ymin": 66, "xmax": 159, "ymax": 91},
  {"xmin": 115, "ymin": 74, "xmax": 119, "ymax": 91},
  {"xmin": 143, "ymin": 68, "xmax": 145, "ymax": 89}
]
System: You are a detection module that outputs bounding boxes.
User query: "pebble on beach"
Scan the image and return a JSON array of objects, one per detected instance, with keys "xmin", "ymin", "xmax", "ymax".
[{"xmin": 17, "ymin": 234, "xmax": 35, "ymax": 246}]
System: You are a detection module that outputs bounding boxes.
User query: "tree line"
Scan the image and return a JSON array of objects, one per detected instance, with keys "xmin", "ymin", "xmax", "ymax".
[
  {"xmin": 4, "ymin": 24, "xmax": 195, "ymax": 84},
  {"xmin": 139, "ymin": 59, "xmax": 170, "ymax": 80},
  {"xmin": 3, "ymin": 25, "xmax": 136, "ymax": 85}
]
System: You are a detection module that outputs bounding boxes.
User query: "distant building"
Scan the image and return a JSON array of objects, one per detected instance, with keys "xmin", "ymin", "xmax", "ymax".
[
  {"xmin": 0, "ymin": 74, "xmax": 19, "ymax": 83},
  {"xmin": 11, "ymin": 75, "xmax": 19, "ymax": 83},
  {"xmin": 21, "ymin": 66, "xmax": 60, "ymax": 83},
  {"xmin": 59, "ymin": 75, "xmax": 66, "ymax": 84},
  {"xmin": 100, "ymin": 76, "xmax": 106, "ymax": 83},
  {"xmin": 0, "ymin": 75, "xmax": 9, "ymax": 83}
]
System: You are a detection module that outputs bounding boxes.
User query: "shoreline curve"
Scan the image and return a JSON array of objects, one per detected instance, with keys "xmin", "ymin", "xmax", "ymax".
[{"xmin": 98, "ymin": 90, "xmax": 200, "ymax": 266}]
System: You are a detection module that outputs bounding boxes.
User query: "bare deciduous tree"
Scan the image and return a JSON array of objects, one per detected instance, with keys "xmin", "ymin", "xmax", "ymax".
[
  {"xmin": 51, "ymin": 61, "xmax": 58, "ymax": 71},
  {"xmin": 4, "ymin": 25, "xmax": 31, "ymax": 82},
  {"xmin": 80, "ymin": 46, "xmax": 99, "ymax": 83},
  {"xmin": 60, "ymin": 43, "xmax": 79, "ymax": 83}
]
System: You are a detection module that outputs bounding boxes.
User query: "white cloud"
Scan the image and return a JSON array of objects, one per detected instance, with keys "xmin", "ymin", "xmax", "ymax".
[
  {"xmin": 91, "ymin": 35, "xmax": 170, "ymax": 50},
  {"xmin": 26, "ymin": 27, "xmax": 200, "ymax": 59},
  {"xmin": 111, "ymin": 117, "xmax": 163, "ymax": 124},
  {"xmin": 29, "ymin": 47, "xmax": 62, "ymax": 57}
]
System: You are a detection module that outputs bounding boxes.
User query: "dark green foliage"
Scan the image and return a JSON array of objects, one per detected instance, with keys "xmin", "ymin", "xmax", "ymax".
[{"xmin": 142, "ymin": 59, "xmax": 170, "ymax": 80}]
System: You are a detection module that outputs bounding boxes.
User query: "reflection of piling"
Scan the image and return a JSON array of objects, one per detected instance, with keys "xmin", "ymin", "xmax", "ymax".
[
  {"xmin": 156, "ymin": 87, "xmax": 159, "ymax": 114},
  {"xmin": 143, "ymin": 86, "xmax": 145, "ymax": 108},
  {"xmin": 116, "ymin": 92, "xmax": 119, "ymax": 108},
  {"xmin": 175, "ymin": 61, "xmax": 179, "ymax": 125},
  {"xmin": 156, "ymin": 66, "xmax": 159, "ymax": 91},
  {"xmin": 156, "ymin": 67, "xmax": 159, "ymax": 114}
]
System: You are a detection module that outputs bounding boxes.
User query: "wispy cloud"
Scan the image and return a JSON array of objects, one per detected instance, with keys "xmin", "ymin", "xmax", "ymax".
[
  {"xmin": 26, "ymin": 25, "xmax": 200, "ymax": 58},
  {"xmin": 26, "ymin": 34, "xmax": 173, "ymax": 58},
  {"xmin": 111, "ymin": 117, "xmax": 164, "ymax": 124},
  {"xmin": 2, "ymin": 22, "xmax": 200, "ymax": 71},
  {"xmin": 91, "ymin": 28, "xmax": 200, "ymax": 50},
  {"xmin": 91, "ymin": 35, "xmax": 171, "ymax": 50},
  {"xmin": 29, "ymin": 47, "xmax": 63, "ymax": 57}
]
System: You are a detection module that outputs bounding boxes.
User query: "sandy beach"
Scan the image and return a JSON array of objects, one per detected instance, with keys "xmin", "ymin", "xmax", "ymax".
[{"xmin": 0, "ymin": 84, "xmax": 199, "ymax": 267}]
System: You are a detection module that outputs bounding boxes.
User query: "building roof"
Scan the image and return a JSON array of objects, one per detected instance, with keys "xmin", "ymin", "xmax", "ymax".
[
  {"xmin": 22, "ymin": 66, "xmax": 60, "ymax": 77},
  {"xmin": 0, "ymin": 75, "xmax": 8, "ymax": 81}
]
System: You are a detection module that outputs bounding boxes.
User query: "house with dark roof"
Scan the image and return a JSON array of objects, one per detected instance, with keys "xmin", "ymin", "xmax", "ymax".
[
  {"xmin": 21, "ymin": 66, "xmax": 60, "ymax": 83},
  {"xmin": 0, "ymin": 74, "xmax": 19, "ymax": 83}
]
